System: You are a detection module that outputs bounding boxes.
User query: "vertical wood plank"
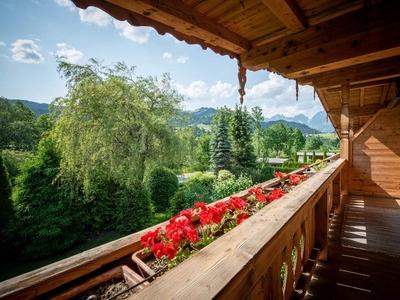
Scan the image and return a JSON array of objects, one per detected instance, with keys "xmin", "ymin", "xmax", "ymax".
[
  {"xmin": 293, "ymin": 228, "xmax": 302, "ymax": 285},
  {"xmin": 315, "ymin": 190, "xmax": 329, "ymax": 261},
  {"xmin": 327, "ymin": 182, "xmax": 333, "ymax": 213},
  {"xmin": 333, "ymin": 173, "xmax": 341, "ymax": 208},
  {"xmin": 283, "ymin": 243, "xmax": 294, "ymax": 300},
  {"xmin": 271, "ymin": 255, "xmax": 284, "ymax": 300}
]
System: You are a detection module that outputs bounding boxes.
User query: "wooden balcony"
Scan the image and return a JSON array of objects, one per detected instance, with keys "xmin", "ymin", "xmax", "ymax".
[
  {"xmin": 306, "ymin": 195, "xmax": 400, "ymax": 299},
  {"xmin": 1, "ymin": 156, "xmax": 348, "ymax": 299}
]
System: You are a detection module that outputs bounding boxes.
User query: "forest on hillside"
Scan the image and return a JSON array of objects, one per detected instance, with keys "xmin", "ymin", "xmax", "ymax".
[{"xmin": 0, "ymin": 59, "xmax": 339, "ymax": 279}]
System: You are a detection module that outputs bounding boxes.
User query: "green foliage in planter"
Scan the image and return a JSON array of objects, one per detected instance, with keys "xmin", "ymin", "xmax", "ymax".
[
  {"xmin": 145, "ymin": 166, "xmax": 179, "ymax": 212},
  {"xmin": 0, "ymin": 152, "xmax": 13, "ymax": 247},
  {"xmin": 115, "ymin": 179, "xmax": 152, "ymax": 233},
  {"xmin": 5, "ymin": 137, "xmax": 86, "ymax": 260},
  {"xmin": 211, "ymin": 170, "xmax": 253, "ymax": 201},
  {"xmin": 169, "ymin": 172, "xmax": 216, "ymax": 215}
]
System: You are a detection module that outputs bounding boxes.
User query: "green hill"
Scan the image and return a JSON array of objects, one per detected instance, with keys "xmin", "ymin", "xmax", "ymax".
[{"xmin": 8, "ymin": 99, "xmax": 50, "ymax": 116}]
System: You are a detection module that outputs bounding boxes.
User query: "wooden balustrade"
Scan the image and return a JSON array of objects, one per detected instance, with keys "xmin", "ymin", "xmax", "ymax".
[{"xmin": 0, "ymin": 156, "xmax": 345, "ymax": 300}]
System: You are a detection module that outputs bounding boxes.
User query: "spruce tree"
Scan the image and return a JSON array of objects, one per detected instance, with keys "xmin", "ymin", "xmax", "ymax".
[
  {"xmin": 230, "ymin": 105, "xmax": 256, "ymax": 169},
  {"xmin": 210, "ymin": 112, "xmax": 231, "ymax": 173}
]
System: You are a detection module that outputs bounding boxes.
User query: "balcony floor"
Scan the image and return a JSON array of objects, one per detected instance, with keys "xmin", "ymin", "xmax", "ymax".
[{"xmin": 305, "ymin": 195, "xmax": 400, "ymax": 299}]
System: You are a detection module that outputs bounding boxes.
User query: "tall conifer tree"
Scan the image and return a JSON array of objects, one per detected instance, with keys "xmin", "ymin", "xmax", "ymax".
[{"xmin": 210, "ymin": 112, "xmax": 231, "ymax": 173}]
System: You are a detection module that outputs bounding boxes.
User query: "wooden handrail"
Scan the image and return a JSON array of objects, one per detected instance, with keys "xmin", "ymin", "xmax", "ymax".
[
  {"xmin": 124, "ymin": 158, "xmax": 345, "ymax": 299},
  {"xmin": 0, "ymin": 157, "xmax": 345, "ymax": 300}
]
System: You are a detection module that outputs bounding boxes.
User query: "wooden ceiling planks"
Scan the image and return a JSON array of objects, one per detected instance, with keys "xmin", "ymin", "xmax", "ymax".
[{"xmin": 71, "ymin": 0, "xmax": 400, "ymax": 134}]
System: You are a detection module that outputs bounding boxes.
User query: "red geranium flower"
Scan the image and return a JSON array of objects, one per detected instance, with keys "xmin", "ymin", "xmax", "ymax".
[
  {"xmin": 236, "ymin": 212, "xmax": 249, "ymax": 225},
  {"xmin": 228, "ymin": 196, "xmax": 249, "ymax": 211},
  {"xmin": 141, "ymin": 227, "xmax": 161, "ymax": 248},
  {"xmin": 268, "ymin": 188, "xmax": 286, "ymax": 202}
]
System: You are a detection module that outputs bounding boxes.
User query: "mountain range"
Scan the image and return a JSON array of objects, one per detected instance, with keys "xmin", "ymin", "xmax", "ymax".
[
  {"xmin": 6, "ymin": 99, "xmax": 334, "ymax": 133},
  {"xmin": 186, "ymin": 107, "xmax": 334, "ymax": 133}
]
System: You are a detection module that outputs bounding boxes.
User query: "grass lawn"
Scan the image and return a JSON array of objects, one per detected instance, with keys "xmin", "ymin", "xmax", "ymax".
[{"xmin": 0, "ymin": 212, "xmax": 172, "ymax": 282}]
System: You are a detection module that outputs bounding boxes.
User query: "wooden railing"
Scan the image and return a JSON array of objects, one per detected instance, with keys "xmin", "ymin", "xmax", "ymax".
[{"xmin": 0, "ymin": 156, "xmax": 345, "ymax": 300}]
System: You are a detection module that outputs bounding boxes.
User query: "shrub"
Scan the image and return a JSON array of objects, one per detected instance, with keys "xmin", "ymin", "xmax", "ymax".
[
  {"xmin": 211, "ymin": 174, "xmax": 253, "ymax": 201},
  {"xmin": 0, "ymin": 152, "xmax": 13, "ymax": 253},
  {"xmin": 115, "ymin": 180, "xmax": 152, "ymax": 233},
  {"xmin": 169, "ymin": 172, "xmax": 216, "ymax": 215},
  {"xmin": 231, "ymin": 165, "xmax": 274, "ymax": 184},
  {"xmin": 217, "ymin": 170, "xmax": 235, "ymax": 181},
  {"xmin": 5, "ymin": 138, "xmax": 85, "ymax": 260},
  {"xmin": 273, "ymin": 166, "xmax": 298, "ymax": 173},
  {"xmin": 145, "ymin": 166, "xmax": 179, "ymax": 212},
  {"xmin": 169, "ymin": 188, "xmax": 186, "ymax": 216},
  {"xmin": 282, "ymin": 161, "xmax": 304, "ymax": 169}
]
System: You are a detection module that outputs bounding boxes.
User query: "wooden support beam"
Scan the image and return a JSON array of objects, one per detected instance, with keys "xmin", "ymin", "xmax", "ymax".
[
  {"xmin": 326, "ymin": 78, "xmax": 395, "ymax": 92},
  {"xmin": 340, "ymin": 84, "xmax": 350, "ymax": 196},
  {"xmin": 241, "ymin": 1, "xmax": 400, "ymax": 72},
  {"xmin": 380, "ymin": 84, "xmax": 390, "ymax": 105},
  {"xmin": 298, "ymin": 55, "xmax": 400, "ymax": 89},
  {"xmin": 327, "ymin": 104, "xmax": 384, "ymax": 118},
  {"xmin": 387, "ymin": 81, "xmax": 400, "ymax": 108},
  {"xmin": 261, "ymin": 0, "xmax": 307, "ymax": 33}
]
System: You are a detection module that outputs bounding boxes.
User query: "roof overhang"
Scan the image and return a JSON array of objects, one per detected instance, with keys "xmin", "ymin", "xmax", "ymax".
[{"xmin": 72, "ymin": 0, "xmax": 400, "ymax": 136}]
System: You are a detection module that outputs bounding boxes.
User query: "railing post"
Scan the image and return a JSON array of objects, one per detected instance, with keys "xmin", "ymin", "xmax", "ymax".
[
  {"xmin": 340, "ymin": 84, "xmax": 350, "ymax": 195},
  {"xmin": 315, "ymin": 190, "xmax": 328, "ymax": 261}
]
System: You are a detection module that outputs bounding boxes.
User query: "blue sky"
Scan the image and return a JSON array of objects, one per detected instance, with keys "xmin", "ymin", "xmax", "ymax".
[{"xmin": 0, "ymin": 0, "xmax": 325, "ymax": 118}]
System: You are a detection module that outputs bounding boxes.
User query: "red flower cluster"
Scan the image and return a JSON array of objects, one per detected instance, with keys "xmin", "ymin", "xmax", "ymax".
[
  {"xmin": 289, "ymin": 174, "xmax": 307, "ymax": 185},
  {"xmin": 268, "ymin": 188, "xmax": 286, "ymax": 202},
  {"xmin": 140, "ymin": 170, "xmax": 311, "ymax": 265},
  {"xmin": 141, "ymin": 196, "xmax": 252, "ymax": 260},
  {"xmin": 249, "ymin": 186, "xmax": 286, "ymax": 203},
  {"xmin": 141, "ymin": 212, "xmax": 199, "ymax": 260},
  {"xmin": 248, "ymin": 186, "xmax": 268, "ymax": 203}
]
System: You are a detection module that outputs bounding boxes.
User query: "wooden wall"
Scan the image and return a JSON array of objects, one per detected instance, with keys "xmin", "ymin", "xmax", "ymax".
[{"xmin": 351, "ymin": 108, "xmax": 400, "ymax": 198}]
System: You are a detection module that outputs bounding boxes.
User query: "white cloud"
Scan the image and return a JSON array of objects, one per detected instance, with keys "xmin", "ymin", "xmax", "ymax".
[
  {"xmin": 176, "ymin": 56, "xmax": 189, "ymax": 64},
  {"xmin": 0, "ymin": 41, "xmax": 5, "ymax": 46},
  {"xmin": 163, "ymin": 52, "xmax": 172, "ymax": 60},
  {"xmin": 246, "ymin": 73, "xmax": 289, "ymax": 99},
  {"xmin": 11, "ymin": 39, "xmax": 44, "ymax": 64},
  {"xmin": 244, "ymin": 73, "xmax": 323, "ymax": 118},
  {"xmin": 176, "ymin": 80, "xmax": 208, "ymax": 99},
  {"xmin": 210, "ymin": 81, "xmax": 236, "ymax": 99},
  {"xmin": 79, "ymin": 7, "xmax": 112, "ymax": 27},
  {"xmin": 163, "ymin": 53, "xmax": 189, "ymax": 63},
  {"xmin": 56, "ymin": 43, "xmax": 83, "ymax": 63},
  {"xmin": 113, "ymin": 20, "xmax": 152, "ymax": 43},
  {"xmin": 55, "ymin": 0, "xmax": 76, "ymax": 12}
]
